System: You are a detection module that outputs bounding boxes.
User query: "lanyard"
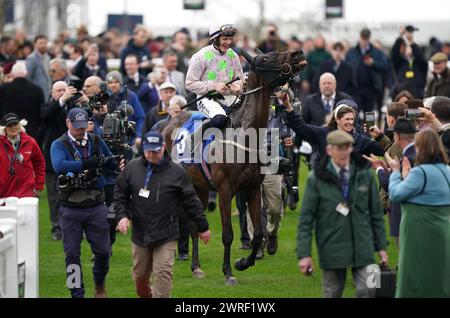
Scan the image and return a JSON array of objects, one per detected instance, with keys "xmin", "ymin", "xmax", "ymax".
[
  {"xmin": 68, "ymin": 137, "xmax": 91, "ymax": 160},
  {"xmin": 4, "ymin": 143, "xmax": 20, "ymax": 175},
  {"xmin": 143, "ymin": 164, "xmax": 153, "ymax": 190}
]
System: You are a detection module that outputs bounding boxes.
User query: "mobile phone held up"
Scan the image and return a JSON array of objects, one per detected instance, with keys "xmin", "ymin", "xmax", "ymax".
[
  {"xmin": 69, "ymin": 79, "xmax": 83, "ymax": 92},
  {"xmin": 365, "ymin": 112, "xmax": 375, "ymax": 129}
]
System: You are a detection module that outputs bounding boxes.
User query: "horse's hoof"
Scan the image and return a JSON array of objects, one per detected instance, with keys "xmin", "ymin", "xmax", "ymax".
[
  {"xmin": 225, "ymin": 276, "xmax": 238, "ymax": 286},
  {"xmin": 234, "ymin": 258, "xmax": 249, "ymax": 271},
  {"xmin": 192, "ymin": 268, "xmax": 205, "ymax": 279}
]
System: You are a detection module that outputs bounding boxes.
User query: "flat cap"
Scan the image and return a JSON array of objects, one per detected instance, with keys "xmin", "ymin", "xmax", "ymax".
[
  {"xmin": 327, "ymin": 130, "xmax": 354, "ymax": 146},
  {"xmin": 160, "ymin": 81, "xmax": 176, "ymax": 91},
  {"xmin": 430, "ymin": 52, "xmax": 448, "ymax": 64}
]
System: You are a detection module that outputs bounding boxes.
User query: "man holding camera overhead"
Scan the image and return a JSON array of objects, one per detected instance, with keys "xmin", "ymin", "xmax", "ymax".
[{"xmin": 50, "ymin": 107, "xmax": 124, "ymax": 298}]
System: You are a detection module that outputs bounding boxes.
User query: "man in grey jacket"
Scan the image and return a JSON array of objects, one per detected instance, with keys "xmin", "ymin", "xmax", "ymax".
[{"xmin": 26, "ymin": 35, "xmax": 52, "ymax": 100}]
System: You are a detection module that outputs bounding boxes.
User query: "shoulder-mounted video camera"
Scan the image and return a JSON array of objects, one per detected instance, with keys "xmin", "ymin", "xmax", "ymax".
[{"xmin": 102, "ymin": 102, "xmax": 136, "ymax": 153}]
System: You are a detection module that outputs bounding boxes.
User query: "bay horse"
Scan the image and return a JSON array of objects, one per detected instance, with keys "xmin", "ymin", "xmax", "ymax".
[{"xmin": 163, "ymin": 49, "xmax": 307, "ymax": 285}]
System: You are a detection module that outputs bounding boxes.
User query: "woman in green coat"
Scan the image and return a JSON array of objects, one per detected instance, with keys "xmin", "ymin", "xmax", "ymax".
[{"xmin": 388, "ymin": 129, "xmax": 450, "ymax": 298}]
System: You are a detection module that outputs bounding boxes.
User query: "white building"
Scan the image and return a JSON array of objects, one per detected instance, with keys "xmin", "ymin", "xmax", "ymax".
[{"xmin": 6, "ymin": 0, "xmax": 89, "ymax": 40}]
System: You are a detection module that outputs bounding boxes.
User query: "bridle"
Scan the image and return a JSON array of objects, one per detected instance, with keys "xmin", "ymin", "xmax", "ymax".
[{"xmin": 238, "ymin": 49, "xmax": 302, "ymax": 94}]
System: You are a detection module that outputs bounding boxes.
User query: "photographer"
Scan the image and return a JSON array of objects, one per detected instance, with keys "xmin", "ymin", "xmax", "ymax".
[
  {"xmin": 105, "ymin": 71, "xmax": 145, "ymax": 148},
  {"xmin": 272, "ymin": 95, "xmax": 300, "ymax": 213},
  {"xmin": 256, "ymin": 23, "xmax": 288, "ymax": 53},
  {"xmin": 390, "ymin": 25, "xmax": 428, "ymax": 99},
  {"xmin": 86, "ymin": 93, "xmax": 132, "ymax": 250},
  {"xmin": 248, "ymin": 90, "xmax": 296, "ymax": 259},
  {"xmin": 41, "ymin": 81, "xmax": 88, "ymax": 240},
  {"xmin": 50, "ymin": 107, "xmax": 123, "ymax": 298}
]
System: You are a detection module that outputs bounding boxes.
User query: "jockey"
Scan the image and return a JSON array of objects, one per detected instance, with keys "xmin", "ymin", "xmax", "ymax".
[{"xmin": 185, "ymin": 24, "xmax": 244, "ymax": 151}]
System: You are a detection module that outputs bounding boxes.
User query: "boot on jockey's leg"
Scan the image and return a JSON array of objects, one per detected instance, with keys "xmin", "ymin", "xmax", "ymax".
[{"xmin": 190, "ymin": 114, "xmax": 227, "ymax": 155}]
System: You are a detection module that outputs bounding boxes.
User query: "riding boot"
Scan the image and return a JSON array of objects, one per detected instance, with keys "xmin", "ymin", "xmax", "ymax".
[{"xmin": 190, "ymin": 119, "xmax": 211, "ymax": 155}]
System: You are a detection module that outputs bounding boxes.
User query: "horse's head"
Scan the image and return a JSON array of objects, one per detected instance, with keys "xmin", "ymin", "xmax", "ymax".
[{"xmin": 240, "ymin": 49, "xmax": 307, "ymax": 90}]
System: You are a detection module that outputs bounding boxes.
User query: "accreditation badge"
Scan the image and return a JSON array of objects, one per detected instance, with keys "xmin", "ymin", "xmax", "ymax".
[
  {"xmin": 336, "ymin": 203, "xmax": 349, "ymax": 216},
  {"xmin": 139, "ymin": 188, "xmax": 150, "ymax": 198},
  {"xmin": 405, "ymin": 71, "xmax": 414, "ymax": 78}
]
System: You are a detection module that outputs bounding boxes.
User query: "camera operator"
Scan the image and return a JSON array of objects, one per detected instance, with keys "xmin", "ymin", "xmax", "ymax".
[
  {"xmin": 50, "ymin": 107, "xmax": 124, "ymax": 298},
  {"xmin": 248, "ymin": 88, "xmax": 296, "ymax": 259},
  {"xmin": 41, "ymin": 81, "xmax": 88, "ymax": 240},
  {"xmin": 105, "ymin": 71, "xmax": 145, "ymax": 149}
]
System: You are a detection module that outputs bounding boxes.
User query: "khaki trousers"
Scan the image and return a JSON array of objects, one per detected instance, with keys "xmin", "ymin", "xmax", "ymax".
[
  {"xmin": 247, "ymin": 174, "xmax": 284, "ymax": 239},
  {"xmin": 131, "ymin": 241, "xmax": 176, "ymax": 298}
]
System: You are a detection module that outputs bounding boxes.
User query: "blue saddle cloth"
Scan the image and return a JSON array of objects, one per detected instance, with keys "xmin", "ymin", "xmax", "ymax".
[{"xmin": 174, "ymin": 111, "xmax": 214, "ymax": 165}]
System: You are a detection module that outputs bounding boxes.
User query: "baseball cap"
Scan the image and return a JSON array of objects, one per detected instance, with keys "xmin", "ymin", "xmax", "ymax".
[
  {"xmin": 143, "ymin": 130, "xmax": 164, "ymax": 152},
  {"xmin": 160, "ymin": 82, "xmax": 176, "ymax": 91},
  {"xmin": 393, "ymin": 117, "xmax": 417, "ymax": 134},
  {"xmin": 2, "ymin": 113, "xmax": 20, "ymax": 126},
  {"xmin": 405, "ymin": 25, "xmax": 419, "ymax": 32},
  {"xmin": 67, "ymin": 107, "xmax": 89, "ymax": 129},
  {"xmin": 327, "ymin": 130, "xmax": 354, "ymax": 146}
]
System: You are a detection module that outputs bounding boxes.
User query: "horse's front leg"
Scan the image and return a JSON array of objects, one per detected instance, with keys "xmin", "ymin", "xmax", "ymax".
[
  {"xmin": 218, "ymin": 185, "xmax": 237, "ymax": 285},
  {"xmin": 190, "ymin": 225, "xmax": 205, "ymax": 278},
  {"xmin": 235, "ymin": 187, "xmax": 262, "ymax": 271},
  {"xmin": 190, "ymin": 188, "xmax": 209, "ymax": 279}
]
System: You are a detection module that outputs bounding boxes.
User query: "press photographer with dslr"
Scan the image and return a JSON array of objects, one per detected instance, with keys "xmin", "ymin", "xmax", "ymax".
[
  {"xmin": 50, "ymin": 107, "xmax": 124, "ymax": 298},
  {"xmin": 41, "ymin": 80, "xmax": 88, "ymax": 240},
  {"xmin": 83, "ymin": 75, "xmax": 134, "ymax": 249},
  {"xmin": 256, "ymin": 23, "xmax": 288, "ymax": 53},
  {"xmin": 250, "ymin": 87, "xmax": 297, "ymax": 259}
]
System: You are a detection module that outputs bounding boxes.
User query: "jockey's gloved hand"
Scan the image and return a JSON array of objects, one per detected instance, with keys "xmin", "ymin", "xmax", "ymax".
[{"xmin": 209, "ymin": 93, "xmax": 225, "ymax": 100}]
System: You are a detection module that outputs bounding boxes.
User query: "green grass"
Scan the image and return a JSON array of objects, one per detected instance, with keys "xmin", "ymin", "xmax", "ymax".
[{"xmin": 39, "ymin": 158, "xmax": 398, "ymax": 298}]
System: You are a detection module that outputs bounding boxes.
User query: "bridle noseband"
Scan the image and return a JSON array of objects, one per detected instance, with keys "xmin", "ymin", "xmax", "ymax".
[{"xmin": 249, "ymin": 55, "xmax": 298, "ymax": 90}]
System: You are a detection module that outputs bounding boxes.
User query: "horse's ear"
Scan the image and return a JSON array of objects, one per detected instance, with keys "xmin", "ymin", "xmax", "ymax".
[
  {"xmin": 238, "ymin": 48, "xmax": 255, "ymax": 66},
  {"xmin": 255, "ymin": 48, "xmax": 264, "ymax": 55}
]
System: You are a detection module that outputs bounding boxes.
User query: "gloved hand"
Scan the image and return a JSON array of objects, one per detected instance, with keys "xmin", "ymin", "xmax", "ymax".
[{"xmin": 82, "ymin": 156, "xmax": 100, "ymax": 169}]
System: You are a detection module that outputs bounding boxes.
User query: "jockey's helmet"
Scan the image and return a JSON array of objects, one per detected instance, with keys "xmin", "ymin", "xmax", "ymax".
[{"xmin": 209, "ymin": 24, "xmax": 237, "ymax": 41}]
